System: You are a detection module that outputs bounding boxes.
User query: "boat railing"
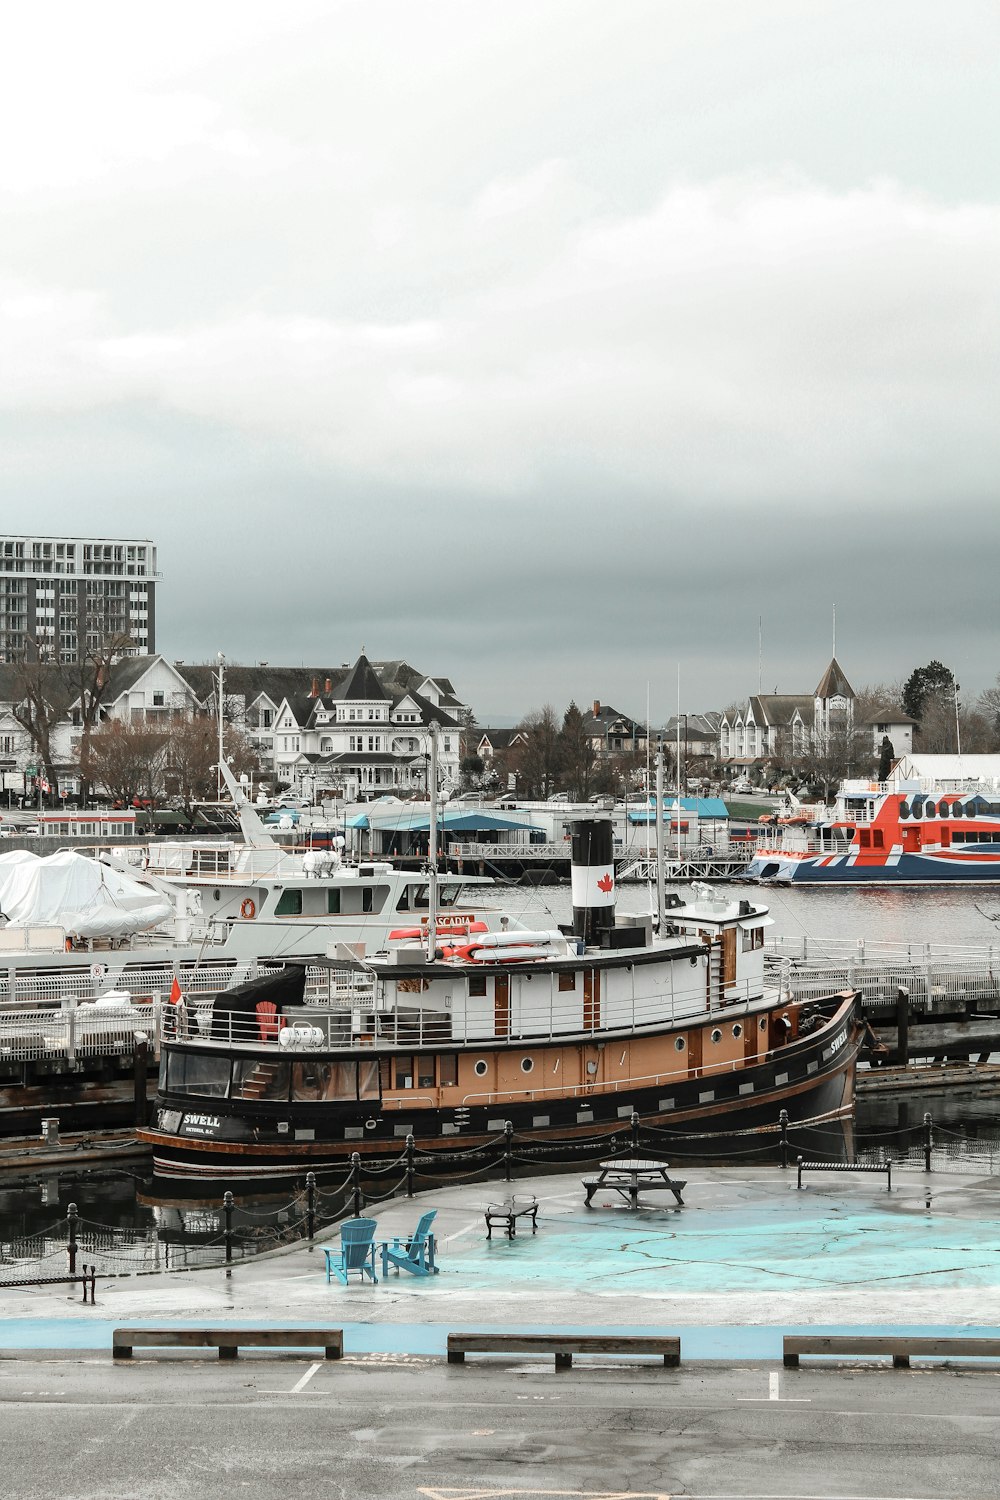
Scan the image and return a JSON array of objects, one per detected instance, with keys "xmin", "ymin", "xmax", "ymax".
[
  {"xmin": 768, "ymin": 935, "xmax": 1000, "ymax": 968},
  {"xmin": 0, "ymin": 1003, "xmax": 158, "ymax": 1062}
]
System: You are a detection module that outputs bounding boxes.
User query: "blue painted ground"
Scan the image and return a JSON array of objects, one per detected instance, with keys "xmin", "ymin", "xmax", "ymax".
[
  {"xmin": 467, "ymin": 1200, "xmax": 1000, "ymax": 1295},
  {"xmin": 3, "ymin": 1320, "xmax": 1000, "ymax": 1359}
]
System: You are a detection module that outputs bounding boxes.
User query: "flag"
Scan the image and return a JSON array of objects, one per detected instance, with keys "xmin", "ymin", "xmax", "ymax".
[{"xmin": 169, "ymin": 977, "xmax": 182, "ymax": 1005}]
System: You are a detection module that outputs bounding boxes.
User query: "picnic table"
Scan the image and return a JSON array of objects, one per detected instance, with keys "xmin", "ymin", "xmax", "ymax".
[{"xmin": 583, "ymin": 1157, "xmax": 686, "ymax": 1209}]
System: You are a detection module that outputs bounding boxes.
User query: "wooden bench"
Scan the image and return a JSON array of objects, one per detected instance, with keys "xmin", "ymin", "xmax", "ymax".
[
  {"xmin": 484, "ymin": 1195, "xmax": 539, "ymax": 1240},
  {"xmin": 112, "ymin": 1327, "xmax": 344, "ymax": 1361},
  {"xmin": 447, "ymin": 1332, "xmax": 681, "ymax": 1369},
  {"xmin": 783, "ymin": 1335, "xmax": 1000, "ymax": 1369}
]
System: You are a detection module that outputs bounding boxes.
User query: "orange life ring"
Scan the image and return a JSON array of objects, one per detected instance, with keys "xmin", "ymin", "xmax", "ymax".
[{"xmin": 240, "ymin": 898, "xmax": 256, "ymax": 920}]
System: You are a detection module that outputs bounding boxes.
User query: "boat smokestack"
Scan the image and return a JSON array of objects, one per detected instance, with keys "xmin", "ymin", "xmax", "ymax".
[{"xmin": 570, "ymin": 818, "xmax": 616, "ymax": 947}]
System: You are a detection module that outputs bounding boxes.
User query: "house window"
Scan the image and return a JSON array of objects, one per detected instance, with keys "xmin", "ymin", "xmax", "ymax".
[{"xmin": 152, "ymin": 692, "xmax": 164, "ymax": 707}]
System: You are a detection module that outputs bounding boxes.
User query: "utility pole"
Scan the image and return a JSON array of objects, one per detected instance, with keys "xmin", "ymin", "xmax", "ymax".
[{"xmin": 216, "ymin": 653, "xmax": 225, "ymax": 800}]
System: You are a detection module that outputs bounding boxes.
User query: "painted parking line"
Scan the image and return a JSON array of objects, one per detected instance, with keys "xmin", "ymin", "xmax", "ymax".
[{"xmin": 290, "ymin": 1361, "xmax": 321, "ymax": 1392}]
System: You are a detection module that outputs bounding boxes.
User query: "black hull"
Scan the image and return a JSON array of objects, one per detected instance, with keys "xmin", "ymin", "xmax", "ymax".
[{"xmin": 141, "ymin": 996, "xmax": 862, "ymax": 1188}]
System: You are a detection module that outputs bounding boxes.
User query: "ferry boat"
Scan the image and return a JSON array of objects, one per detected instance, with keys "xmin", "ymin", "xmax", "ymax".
[
  {"xmin": 140, "ymin": 819, "xmax": 862, "ymax": 1185},
  {"xmin": 745, "ymin": 780, "xmax": 1000, "ymax": 885}
]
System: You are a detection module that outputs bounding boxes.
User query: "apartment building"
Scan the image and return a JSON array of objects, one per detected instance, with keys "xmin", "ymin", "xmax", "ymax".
[{"xmin": 0, "ymin": 533, "xmax": 157, "ymax": 663}]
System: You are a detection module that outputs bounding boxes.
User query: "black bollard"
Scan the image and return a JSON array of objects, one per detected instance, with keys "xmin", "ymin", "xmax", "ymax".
[
  {"xmin": 67, "ymin": 1202, "xmax": 78, "ymax": 1276},
  {"xmin": 306, "ymin": 1172, "xmax": 316, "ymax": 1246},
  {"xmin": 631, "ymin": 1110, "xmax": 640, "ymax": 1153},
  {"xmin": 504, "ymin": 1121, "xmax": 513, "ymax": 1183},
  {"xmin": 923, "ymin": 1111, "xmax": 933, "ymax": 1172},
  {"xmin": 406, "ymin": 1134, "xmax": 415, "ymax": 1198},
  {"xmin": 223, "ymin": 1190, "xmax": 234, "ymax": 1267},
  {"xmin": 778, "ymin": 1110, "xmax": 789, "ymax": 1169},
  {"xmin": 350, "ymin": 1152, "xmax": 362, "ymax": 1218}
]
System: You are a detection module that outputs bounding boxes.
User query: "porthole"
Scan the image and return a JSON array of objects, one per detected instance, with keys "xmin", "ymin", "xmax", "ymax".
[
  {"xmin": 710, "ymin": 1028, "xmax": 722, "ymax": 1044},
  {"xmin": 520, "ymin": 1057, "xmax": 534, "ymax": 1074},
  {"xmin": 732, "ymin": 1023, "xmax": 743, "ymax": 1039},
  {"xmin": 474, "ymin": 1060, "xmax": 488, "ymax": 1077},
  {"xmin": 674, "ymin": 1036, "xmax": 686, "ymax": 1052},
  {"xmin": 759, "ymin": 1017, "xmax": 767, "ymax": 1032}
]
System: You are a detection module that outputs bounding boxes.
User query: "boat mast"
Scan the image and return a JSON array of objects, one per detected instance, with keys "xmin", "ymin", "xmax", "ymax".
[
  {"xmin": 655, "ymin": 737, "xmax": 666, "ymax": 934},
  {"xmin": 426, "ymin": 721, "xmax": 440, "ymax": 961},
  {"xmin": 216, "ymin": 652, "xmax": 225, "ymax": 801}
]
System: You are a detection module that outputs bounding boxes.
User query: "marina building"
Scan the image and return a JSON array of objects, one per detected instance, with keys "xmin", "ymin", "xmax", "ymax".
[{"xmin": 0, "ymin": 533, "xmax": 157, "ymax": 664}]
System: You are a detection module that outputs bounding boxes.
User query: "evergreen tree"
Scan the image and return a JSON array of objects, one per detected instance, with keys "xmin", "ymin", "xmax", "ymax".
[{"xmin": 557, "ymin": 701, "xmax": 594, "ymax": 800}]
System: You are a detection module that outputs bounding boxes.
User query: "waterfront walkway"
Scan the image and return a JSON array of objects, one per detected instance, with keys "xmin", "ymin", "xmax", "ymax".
[{"xmin": 5, "ymin": 1161, "xmax": 1000, "ymax": 1354}]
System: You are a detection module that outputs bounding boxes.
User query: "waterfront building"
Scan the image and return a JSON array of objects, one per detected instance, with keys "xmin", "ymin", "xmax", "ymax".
[{"xmin": 0, "ymin": 533, "xmax": 157, "ymax": 664}]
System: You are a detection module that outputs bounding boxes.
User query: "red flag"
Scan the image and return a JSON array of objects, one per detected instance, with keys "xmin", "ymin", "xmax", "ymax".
[{"xmin": 169, "ymin": 977, "xmax": 182, "ymax": 1005}]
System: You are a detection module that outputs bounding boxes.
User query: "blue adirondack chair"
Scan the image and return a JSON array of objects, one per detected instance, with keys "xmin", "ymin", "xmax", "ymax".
[
  {"xmin": 380, "ymin": 1209, "xmax": 439, "ymax": 1278},
  {"xmin": 322, "ymin": 1216, "xmax": 379, "ymax": 1285}
]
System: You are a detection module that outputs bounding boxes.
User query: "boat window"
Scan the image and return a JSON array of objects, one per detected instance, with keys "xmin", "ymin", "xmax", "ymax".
[
  {"xmin": 165, "ymin": 1053, "xmax": 231, "ymax": 1097},
  {"xmin": 231, "ymin": 1058, "xmax": 290, "ymax": 1101},
  {"xmin": 468, "ymin": 975, "xmax": 487, "ymax": 997},
  {"xmin": 732, "ymin": 1023, "xmax": 742, "ymax": 1039},
  {"xmin": 275, "ymin": 889, "xmax": 303, "ymax": 916},
  {"xmin": 710, "ymin": 1028, "xmax": 722, "ymax": 1043},
  {"xmin": 438, "ymin": 883, "xmax": 462, "ymax": 907},
  {"xmin": 474, "ymin": 1059, "xmax": 488, "ymax": 1076},
  {"xmin": 872, "ymin": 830, "xmax": 884, "ymax": 849},
  {"xmin": 558, "ymin": 972, "xmax": 577, "ymax": 992},
  {"xmin": 395, "ymin": 888, "xmax": 414, "ymax": 911},
  {"xmin": 291, "ymin": 1061, "xmax": 358, "ymax": 1101},
  {"xmin": 521, "ymin": 1057, "xmax": 535, "ymax": 1073},
  {"xmin": 417, "ymin": 1059, "xmax": 436, "ymax": 1088},
  {"xmin": 899, "ymin": 802, "xmax": 909, "ymax": 818},
  {"xmin": 438, "ymin": 1054, "xmax": 458, "ymax": 1087},
  {"xmin": 924, "ymin": 801, "xmax": 936, "ymax": 818},
  {"xmin": 394, "ymin": 1056, "xmax": 415, "ymax": 1089},
  {"xmin": 742, "ymin": 928, "xmax": 754, "ymax": 952},
  {"xmin": 358, "ymin": 1060, "xmax": 380, "ymax": 1099},
  {"xmin": 674, "ymin": 1036, "xmax": 686, "ymax": 1052},
  {"xmin": 327, "ymin": 889, "xmax": 341, "ymax": 914},
  {"xmin": 953, "ymin": 802, "xmax": 963, "ymax": 818},
  {"xmin": 859, "ymin": 830, "xmax": 870, "ymax": 848}
]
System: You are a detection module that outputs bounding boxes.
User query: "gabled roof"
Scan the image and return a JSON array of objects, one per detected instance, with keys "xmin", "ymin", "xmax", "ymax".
[
  {"xmin": 583, "ymin": 705, "xmax": 642, "ymax": 735},
  {"xmin": 340, "ymin": 653, "xmax": 391, "ymax": 702},
  {"xmin": 815, "ymin": 657, "xmax": 855, "ymax": 700},
  {"xmin": 747, "ymin": 694, "xmax": 814, "ymax": 726},
  {"xmin": 862, "ymin": 706, "xmax": 917, "ymax": 726},
  {"xmin": 477, "ymin": 728, "xmax": 526, "ymax": 751}
]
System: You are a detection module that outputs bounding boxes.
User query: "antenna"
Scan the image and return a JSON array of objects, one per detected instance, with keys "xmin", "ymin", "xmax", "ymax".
[
  {"xmin": 758, "ymin": 617, "xmax": 762, "ymax": 695},
  {"xmin": 832, "ymin": 602, "xmax": 836, "ymax": 660}
]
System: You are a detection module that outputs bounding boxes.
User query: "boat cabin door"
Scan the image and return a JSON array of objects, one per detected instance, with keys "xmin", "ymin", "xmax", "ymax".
[{"xmin": 901, "ymin": 827, "xmax": 921, "ymax": 853}]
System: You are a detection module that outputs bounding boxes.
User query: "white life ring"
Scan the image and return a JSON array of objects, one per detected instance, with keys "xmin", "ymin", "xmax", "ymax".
[{"xmin": 240, "ymin": 898, "xmax": 256, "ymax": 920}]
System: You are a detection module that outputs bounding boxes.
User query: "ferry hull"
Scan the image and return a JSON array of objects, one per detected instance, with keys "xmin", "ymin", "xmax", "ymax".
[
  {"xmin": 747, "ymin": 852, "xmax": 1000, "ymax": 885},
  {"xmin": 140, "ymin": 994, "xmax": 861, "ymax": 1187}
]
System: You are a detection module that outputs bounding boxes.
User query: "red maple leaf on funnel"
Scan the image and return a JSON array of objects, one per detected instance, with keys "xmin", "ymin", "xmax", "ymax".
[{"xmin": 597, "ymin": 872, "xmax": 614, "ymax": 893}]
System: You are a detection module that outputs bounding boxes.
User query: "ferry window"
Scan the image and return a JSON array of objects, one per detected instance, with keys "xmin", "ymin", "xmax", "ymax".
[
  {"xmin": 358, "ymin": 1060, "xmax": 380, "ymax": 1099},
  {"xmin": 361, "ymin": 888, "xmax": 374, "ymax": 913},
  {"xmin": 232, "ymin": 1059, "xmax": 290, "ymax": 1101},
  {"xmin": 859, "ymin": 830, "xmax": 870, "ymax": 848},
  {"xmin": 732, "ymin": 1024, "xmax": 743, "ymax": 1039},
  {"xmin": 291, "ymin": 1062, "xmax": 351, "ymax": 1101},
  {"xmin": 166, "ymin": 1053, "xmax": 231, "ymax": 1096},
  {"xmin": 924, "ymin": 801, "xmax": 936, "ymax": 818},
  {"xmin": 953, "ymin": 802, "xmax": 963, "ymax": 818},
  {"xmin": 872, "ymin": 830, "xmax": 884, "ymax": 849},
  {"xmin": 395, "ymin": 1056, "xmax": 415, "ymax": 1089},
  {"xmin": 275, "ymin": 889, "xmax": 302, "ymax": 916},
  {"xmin": 558, "ymin": 972, "xmax": 576, "ymax": 992},
  {"xmin": 327, "ymin": 889, "xmax": 341, "ymax": 914},
  {"xmin": 438, "ymin": 1054, "xmax": 458, "ymax": 1087},
  {"xmin": 474, "ymin": 1059, "xmax": 488, "ymax": 1076},
  {"xmin": 754, "ymin": 928, "xmax": 764, "ymax": 949},
  {"xmin": 674, "ymin": 1036, "xmax": 686, "ymax": 1052},
  {"xmin": 742, "ymin": 929, "xmax": 754, "ymax": 952},
  {"xmin": 417, "ymin": 1060, "xmax": 436, "ymax": 1088},
  {"xmin": 710, "ymin": 1028, "xmax": 722, "ymax": 1043},
  {"xmin": 521, "ymin": 1057, "xmax": 535, "ymax": 1073},
  {"xmin": 395, "ymin": 889, "xmax": 413, "ymax": 911},
  {"xmin": 438, "ymin": 883, "xmax": 461, "ymax": 907},
  {"xmin": 899, "ymin": 802, "xmax": 909, "ymax": 818},
  {"xmin": 468, "ymin": 975, "xmax": 487, "ymax": 997}
]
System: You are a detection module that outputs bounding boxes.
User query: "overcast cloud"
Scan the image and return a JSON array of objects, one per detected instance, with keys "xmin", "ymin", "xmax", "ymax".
[{"xmin": 2, "ymin": 1, "xmax": 998, "ymax": 721}]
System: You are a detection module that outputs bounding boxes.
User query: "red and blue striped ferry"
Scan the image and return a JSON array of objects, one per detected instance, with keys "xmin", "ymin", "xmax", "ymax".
[{"xmin": 746, "ymin": 781, "xmax": 1000, "ymax": 885}]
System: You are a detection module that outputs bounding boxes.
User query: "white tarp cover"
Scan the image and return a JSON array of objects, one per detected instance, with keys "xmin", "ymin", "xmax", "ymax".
[{"xmin": 0, "ymin": 851, "xmax": 171, "ymax": 939}]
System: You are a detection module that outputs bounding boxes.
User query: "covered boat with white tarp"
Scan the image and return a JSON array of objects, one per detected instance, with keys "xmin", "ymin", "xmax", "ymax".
[{"xmin": 0, "ymin": 850, "xmax": 171, "ymax": 941}]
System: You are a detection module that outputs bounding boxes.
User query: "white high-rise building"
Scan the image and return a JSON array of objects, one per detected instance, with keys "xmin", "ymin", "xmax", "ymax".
[{"xmin": 0, "ymin": 534, "xmax": 157, "ymax": 663}]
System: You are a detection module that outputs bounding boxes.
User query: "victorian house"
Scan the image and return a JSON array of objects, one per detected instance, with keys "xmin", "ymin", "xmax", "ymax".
[{"xmin": 718, "ymin": 658, "xmax": 856, "ymax": 770}]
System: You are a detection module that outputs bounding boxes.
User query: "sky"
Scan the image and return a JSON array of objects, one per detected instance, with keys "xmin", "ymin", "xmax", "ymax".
[{"xmin": 3, "ymin": 1, "xmax": 999, "ymax": 725}]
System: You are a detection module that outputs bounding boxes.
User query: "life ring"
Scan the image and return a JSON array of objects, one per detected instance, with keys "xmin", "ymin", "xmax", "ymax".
[{"xmin": 240, "ymin": 898, "xmax": 256, "ymax": 920}]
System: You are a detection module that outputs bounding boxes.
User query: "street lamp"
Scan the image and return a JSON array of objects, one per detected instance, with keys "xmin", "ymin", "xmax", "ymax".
[{"xmin": 954, "ymin": 682, "xmax": 962, "ymax": 757}]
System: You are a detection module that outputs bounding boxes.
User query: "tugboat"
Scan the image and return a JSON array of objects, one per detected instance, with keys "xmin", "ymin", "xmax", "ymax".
[{"xmin": 141, "ymin": 814, "xmax": 862, "ymax": 1185}]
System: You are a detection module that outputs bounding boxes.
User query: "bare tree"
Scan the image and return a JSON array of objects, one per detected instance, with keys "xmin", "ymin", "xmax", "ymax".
[
  {"xmin": 508, "ymin": 706, "xmax": 561, "ymax": 798},
  {"xmin": 81, "ymin": 720, "xmax": 170, "ymax": 807},
  {"xmin": 165, "ymin": 719, "xmax": 261, "ymax": 811},
  {"xmin": 9, "ymin": 657, "xmax": 70, "ymax": 798}
]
